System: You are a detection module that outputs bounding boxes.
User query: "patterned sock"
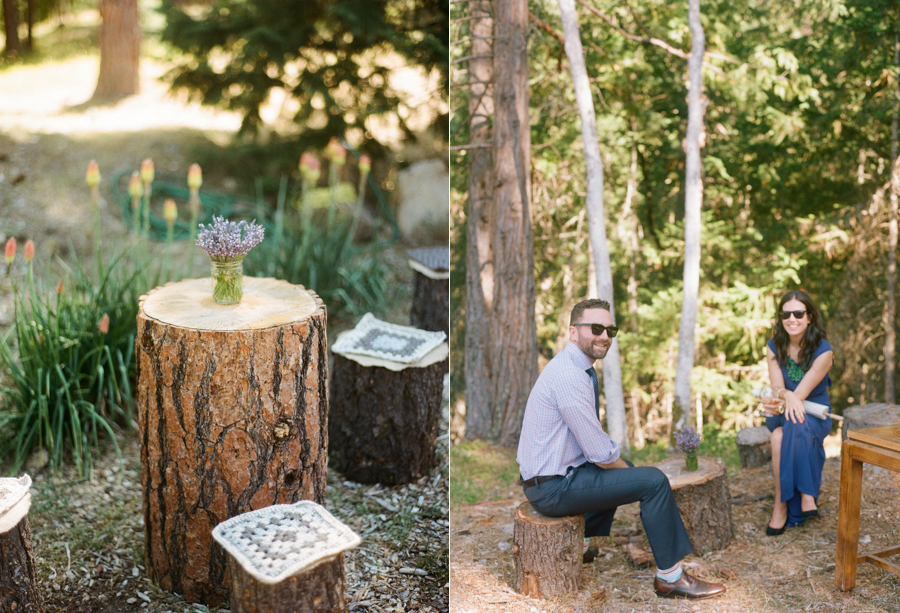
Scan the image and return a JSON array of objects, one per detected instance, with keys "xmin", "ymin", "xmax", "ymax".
[
  {"xmin": 656, "ymin": 563, "xmax": 683, "ymax": 583},
  {"xmin": 583, "ymin": 537, "xmax": 591, "ymax": 552}
]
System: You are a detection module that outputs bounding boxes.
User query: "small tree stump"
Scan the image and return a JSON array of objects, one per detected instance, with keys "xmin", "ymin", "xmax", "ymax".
[
  {"xmin": 407, "ymin": 247, "xmax": 449, "ymax": 336},
  {"xmin": 0, "ymin": 476, "xmax": 42, "ymax": 613},
  {"xmin": 329, "ymin": 316, "xmax": 447, "ymax": 485},
  {"xmin": 737, "ymin": 426, "xmax": 772, "ymax": 469},
  {"xmin": 137, "ymin": 277, "xmax": 328, "ymax": 605},
  {"xmin": 654, "ymin": 457, "xmax": 734, "ymax": 554},
  {"xmin": 513, "ymin": 502, "xmax": 583, "ymax": 599},
  {"xmin": 842, "ymin": 404, "xmax": 900, "ymax": 441},
  {"xmin": 212, "ymin": 502, "xmax": 360, "ymax": 613}
]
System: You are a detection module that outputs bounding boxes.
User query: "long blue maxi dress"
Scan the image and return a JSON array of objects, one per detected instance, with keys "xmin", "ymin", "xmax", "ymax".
[{"xmin": 765, "ymin": 337, "xmax": 833, "ymax": 527}]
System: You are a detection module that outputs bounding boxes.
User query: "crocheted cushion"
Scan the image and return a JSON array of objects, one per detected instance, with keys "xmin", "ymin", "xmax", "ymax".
[
  {"xmin": 211, "ymin": 501, "xmax": 361, "ymax": 584},
  {"xmin": 0, "ymin": 475, "xmax": 32, "ymax": 533},
  {"xmin": 331, "ymin": 313, "xmax": 446, "ymax": 364},
  {"xmin": 407, "ymin": 247, "xmax": 449, "ymax": 273}
]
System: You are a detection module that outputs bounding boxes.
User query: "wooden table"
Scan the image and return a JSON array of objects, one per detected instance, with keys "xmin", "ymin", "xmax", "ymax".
[{"xmin": 835, "ymin": 424, "xmax": 900, "ymax": 591}]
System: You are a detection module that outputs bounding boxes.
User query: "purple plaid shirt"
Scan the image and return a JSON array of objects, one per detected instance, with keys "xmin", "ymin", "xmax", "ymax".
[{"xmin": 517, "ymin": 341, "xmax": 620, "ymax": 480}]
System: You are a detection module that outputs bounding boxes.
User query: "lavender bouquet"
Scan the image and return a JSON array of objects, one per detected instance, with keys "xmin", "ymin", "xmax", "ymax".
[
  {"xmin": 196, "ymin": 216, "xmax": 265, "ymax": 305},
  {"xmin": 675, "ymin": 425, "xmax": 701, "ymax": 471}
]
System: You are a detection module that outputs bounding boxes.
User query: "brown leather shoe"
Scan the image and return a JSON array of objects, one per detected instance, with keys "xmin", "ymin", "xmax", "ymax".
[{"xmin": 654, "ymin": 570, "xmax": 726, "ymax": 599}]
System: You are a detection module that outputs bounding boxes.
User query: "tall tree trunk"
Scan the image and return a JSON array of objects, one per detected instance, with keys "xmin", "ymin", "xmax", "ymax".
[
  {"xmin": 465, "ymin": 0, "xmax": 538, "ymax": 446},
  {"xmin": 885, "ymin": 29, "xmax": 899, "ymax": 405},
  {"xmin": 2, "ymin": 0, "xmax": 21, "ymax": 57},
  {"xmin": 673, "ymin": 0, "xmax": 706, "ymax": 433},
  {"xmin": 92, "ymin": 0, "xmax": 141, "ymax": 101},
  {"xmin": 25, "ymin": 0, "xmax": 33, "ymax": 51},
  {"xmin": 556, "ymin": 0, "xmax": 629, "ymax": 451}
]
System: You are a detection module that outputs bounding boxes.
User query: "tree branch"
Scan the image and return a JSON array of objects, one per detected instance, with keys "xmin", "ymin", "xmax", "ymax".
[
  {"xmin": 529, "ymin": 11, "xmax": 564, "ymax": 46},
  {"xmin": 576, "ymin": 0, "xmax": 688, "ymax": 59}
]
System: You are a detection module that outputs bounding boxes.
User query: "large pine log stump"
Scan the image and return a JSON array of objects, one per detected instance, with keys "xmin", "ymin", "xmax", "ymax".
[
  {"xmin": 0, "ymin": 476, "xmax": 42, "ymax": 613},
  {"xmin": 737, "ymin": 426, "xmax": 772, "ymax": 469},
  {"xmin": 137, "ymin": 277, "xmax": 328, "ymax": 605},
  {"xmin": 513, "ymin": 502, "xmax": 582, "ymax": 599},
  {"xmin": 654, "ymin": 457, "xmax": 734, "ymax": 554},
  {"xmin": 212, "ymin": 502, "xmax": 360, "ymax": 613},
  {"xmin": 329, "ymin": 333, "xmax": 448, "ymax": 485},
  {"xmin": 407, "ymin": 247, "xmax": 449, "ymax": 336}
]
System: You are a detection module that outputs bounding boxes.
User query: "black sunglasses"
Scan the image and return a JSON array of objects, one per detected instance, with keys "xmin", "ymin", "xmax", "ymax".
[
  {"xmin": 780, "ymin": 310, "xmax": 807, "ymax": 320},
  {"xmin": 573, "ymin": 323, "xmax": 619, "ymax": 338}
]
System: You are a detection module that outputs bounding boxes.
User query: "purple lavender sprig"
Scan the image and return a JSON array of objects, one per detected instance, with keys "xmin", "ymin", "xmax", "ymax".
[
  {"xmin": 675, "ymin": 425, "xmax": 701, "ymax": 453},
  {"xmin": 196, "ymin": 216, "xmax": 265, "ymax": 262}
]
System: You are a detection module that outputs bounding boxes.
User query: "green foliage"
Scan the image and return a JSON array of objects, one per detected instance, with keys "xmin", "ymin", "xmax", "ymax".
[
  {"xmin": 0, "ymin": 249, "xmax": 157, "ymax": 475},
  {"xmin": 448, "ymin": 440, "xmax": 520, "ymax": 508},
  {"xmin": 159, "ymin": 0, "xmax": 448, "ymax": 141}
]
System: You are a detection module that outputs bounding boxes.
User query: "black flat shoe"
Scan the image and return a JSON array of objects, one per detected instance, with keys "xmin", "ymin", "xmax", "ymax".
[
  {"xmin": 766, "ymin": 522, "xmax": 787, "ymax": 536},
  {"xmin": 800, "ymin": 509, "xmax": 818, "ymax": 519}
]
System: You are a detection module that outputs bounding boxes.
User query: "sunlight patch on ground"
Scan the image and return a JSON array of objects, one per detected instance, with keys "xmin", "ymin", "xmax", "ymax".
[{"xmin": 824, "ymin": 431, "xmax": 842, "ymax": 459}]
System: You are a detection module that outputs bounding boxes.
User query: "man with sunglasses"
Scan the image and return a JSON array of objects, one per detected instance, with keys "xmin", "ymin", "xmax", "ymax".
[{"xmin": 516, "ymin": 298, "xmax": 726, "ymax": 600}]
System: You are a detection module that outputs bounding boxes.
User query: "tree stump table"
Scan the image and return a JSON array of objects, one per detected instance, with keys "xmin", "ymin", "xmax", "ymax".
[
  {"xmin": 512, "ymin": 502, "xmax": 583, "ymax": 599},
  {"xmin": 330, "ymin": 314, "xmax": 447, "ymax": 485},
  {"xmin": 407, "ymin": 247, "xmax": 449, "ymax": 336},
  {"xmin": 653, "ymin": 457, "xmax": 734, "ymax": 554},
  {"xmin": 736, "ymin": 426, "xmax": 772, "ymax": 469},
  {"xmin": 0, "ymin": 475, "xmax": 42, "ymax": 613},
  {"xmin": 136, "ymin": 277, "xmax": 328, "ymax": 605},
  {"xmin": 212, "ymin": 501, "xmax": 360, "ymax": 613}
]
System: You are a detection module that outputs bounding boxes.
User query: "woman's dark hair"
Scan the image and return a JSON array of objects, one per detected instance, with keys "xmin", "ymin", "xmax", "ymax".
[{"xmin": 772, "ymin": 290, "xmax": 827, "ymax": 369}]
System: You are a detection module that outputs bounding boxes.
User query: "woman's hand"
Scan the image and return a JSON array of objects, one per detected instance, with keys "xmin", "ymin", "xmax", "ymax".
[
  {"xmin": 781, "ymin": 390, "xmax": 805, "ymax": 424},
  {"xmin": 759, "ymin": 397, "xmax": 784, "ymax": 416}
]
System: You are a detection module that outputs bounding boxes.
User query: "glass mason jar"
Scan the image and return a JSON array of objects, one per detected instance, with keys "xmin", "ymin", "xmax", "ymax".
[
  {"xmin": 684, "ymin": 449, "xmax": 699, "ymax": 472},
  {"xmin": 210, "ymin": 258, "xmax": 243, "ymax": 305}
]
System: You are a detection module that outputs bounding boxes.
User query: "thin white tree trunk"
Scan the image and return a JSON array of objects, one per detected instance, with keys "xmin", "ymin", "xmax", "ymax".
[
  {"xmin": 885, "ymin": 30, "xmax": 899, "ymax": 404},
  {"xmin": 557, "ymin": 0, "xmax": 628, "ymax": 452},
  {"xmin": 673, "ymin": 0, "xmax": 706, "ymax": 432}
]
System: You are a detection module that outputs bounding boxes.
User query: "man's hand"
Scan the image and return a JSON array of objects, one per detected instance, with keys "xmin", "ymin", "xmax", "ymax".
[{"xmin": 596, "ymin": 458, "xmax": 629, "ymax": 469}]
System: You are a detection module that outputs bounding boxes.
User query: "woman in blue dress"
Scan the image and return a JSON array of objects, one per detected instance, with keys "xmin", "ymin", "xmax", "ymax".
[{"xmin": 761, "ymin": 290, "xmax": 833, "ymax": 535}]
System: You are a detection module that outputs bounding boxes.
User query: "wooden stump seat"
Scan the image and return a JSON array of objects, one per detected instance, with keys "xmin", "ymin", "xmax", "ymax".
[
  {"xmin": 137, "ymin": 277, "xmax": 329, "ymax": 604},
  {"xmin": 841, "ymin": 404, "xmax": 900, "ymax": 441},
  {"xmin": 212, "ymin": 501, "xmax": 360, "ymax": 613},
  {"xmin": 736, "ymin": 426, "xmax": 772, "ymax": 469},
  {"xmin": 407, "ymin": 247, "xmax": 449, "ymax": 336},
  {"xmin": 835, "ymin": 424, "xmax": 900, "ymax": 591},
  {"xmin": 512, "ymin": 502, "xmax": 583, "ymax": 599},
  {"xmin": 654, "ymin": 457, "xmax": 734, "ymax": 553},
  {"xmin": 0, "ymin": 476, "xmax": 42, "ymax": 613}
]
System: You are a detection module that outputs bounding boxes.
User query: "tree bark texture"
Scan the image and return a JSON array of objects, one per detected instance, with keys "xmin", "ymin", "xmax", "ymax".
[
  {"xmin": 410, "ymin": 273, "xmax": 449, "ymax": 336},
  {"xmin": 93, "ymin": 0, "xmax": 140, "ymax": 100},
  {"xmin": 469, "ymin": 0, "xmax": 538, "ymax": 447},
  {"xmin": 2, "ymin": 0, "xmax": 21, "ymax": 56},
  {"xmin": 886, "ymin": 42, "xmax": 899, "ymax": 403},
  {"xmin": 513, "ymin": 502, "xmax": 583, "ymax": 599},
  {"xmin": 673, "ymin": 0, "xmax": 706, "ymax": 433},
  {"xmin": 464, "ymin": 0, "xmax": 494, "ymax": 444},
  {"xmin": 655, "ymin": 457, "xmax": 733, "ymax": 553},
  {"xmin": 557, "ymin": 0, "xmax": 629, "ymax": 453},
  {"xmin": 329, "ymin": 353, "xmax": 446, "ymax": 485},
  {"xmin": 226, "ymin": 553, "xmax": 346, "ymax": 613},
  {"xmin": 0, "ymin": 516, "xmax": 43, "ymax": 613},
  {"xmin": 736, "ymin": 426, "xmax": 772, "ymax": 469},
  {"xmin": 136, "ymin": 279, "xmax": 328, "ymax": 605}
]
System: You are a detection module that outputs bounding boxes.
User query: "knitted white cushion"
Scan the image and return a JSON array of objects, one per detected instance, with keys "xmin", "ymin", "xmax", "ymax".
[
  {"xmin": 331, "ymin": 313, "xmax": 446, "ymax": 364},
  {"xmin": 0, "ymin": 475, "xmax": 32, "ymax": 534},
  {"xmin": 211, "ymin": 501, "xmax": 361, "ymax": 584}
]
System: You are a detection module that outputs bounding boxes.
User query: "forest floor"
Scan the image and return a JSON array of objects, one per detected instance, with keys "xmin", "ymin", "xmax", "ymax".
[
  {"xmin": 450, "ymin": 437, "xmax": 900, "ymax": 613},
  {"xmin": 0, "ymin": 34, "xmax": 448, "ymax": 613}
]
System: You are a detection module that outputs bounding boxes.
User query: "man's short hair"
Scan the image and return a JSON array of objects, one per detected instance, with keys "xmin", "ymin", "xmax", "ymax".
[{"xmin": 570, "ymin": 298, "xmax": 611, "ymax": 325}]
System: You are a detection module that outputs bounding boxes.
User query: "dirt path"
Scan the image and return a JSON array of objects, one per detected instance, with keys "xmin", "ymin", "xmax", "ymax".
[{"xmin": 450, "ymin": 454, "xmax": 900, "ymax": 613}]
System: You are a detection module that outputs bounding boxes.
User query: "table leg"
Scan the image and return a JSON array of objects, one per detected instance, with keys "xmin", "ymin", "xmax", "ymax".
[{"xmin": 835, "ymin": 442, "xmax": 864, "ymax": 591}]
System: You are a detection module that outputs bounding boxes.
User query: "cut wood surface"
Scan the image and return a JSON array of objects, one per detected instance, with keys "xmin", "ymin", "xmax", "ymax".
[
  {"xmin": 512, "ymin": 502, "xmax": 582, "ymax": 599},
  {"xmin": 0, "ymin": 513, "xmax": 43, "ymax": 613},
  {"xmin": 654, "ymin": 457, "xmax": 734, "ymax": 553},
  {"xmin": 841, "ymin": 404, "xmax": 900, "ymax": 440},
  {"xmin": 137, "ymin": 278, "xmax": 328, "ymax": 605},
  {"xmin": 226, "ymin": 553, "xmax": 346, "ymax": 613}
]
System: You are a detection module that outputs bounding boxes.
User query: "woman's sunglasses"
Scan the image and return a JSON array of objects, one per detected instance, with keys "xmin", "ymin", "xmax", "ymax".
[
  {"xmin": 573, "ymin": 323, "xmax": 619, "ymax": 337},
  {"xmin": 780, "ymin": 310, "xmax": 807, "ymax": 320}
]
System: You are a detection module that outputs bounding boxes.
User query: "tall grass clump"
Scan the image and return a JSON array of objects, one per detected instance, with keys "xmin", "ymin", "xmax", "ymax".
[{"xmin": 243, "ymin": 141, "xmax": 395, "ymax": 317}]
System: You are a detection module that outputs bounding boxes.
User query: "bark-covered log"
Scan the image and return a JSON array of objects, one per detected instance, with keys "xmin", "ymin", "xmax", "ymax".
[
  {"xmin": 0, "ymin": 513, "xmax": 43, "ymax": 613},
  {"xmin": 513, "ymin": 502, "xmax": 582, "ymax": 599},
  {"xmin": 329, "ymin": 346, "xmax": 447, "ymax": 485},
  {"xmin": 136, "ymin": 277, "xmax": 328, "ymax": 605},
  {"xmin": 736, "ymin": 426, "xmax": 772, "ymax": 469},
  {"xmin": 226, "ymin": 553, "xmax": 346, "ymax": 613},
  {"xmin": 655, "ymin": 457, "xmax": 733, "ymax": 554},
  {"xmin": 410, "ymin": 273, "xmax": 449, "ymax": 335}
]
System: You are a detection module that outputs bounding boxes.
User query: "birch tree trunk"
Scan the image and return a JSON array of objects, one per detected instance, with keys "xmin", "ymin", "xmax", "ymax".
[
  {"xmin": 673, "ymin": 0, "xmax": 706, "ymax": 432},
  {"xmin": 465, "ymin": 0, "xmax": 539, "ymax": 447},
  {"xmin": 557, "ymin": 0, "xmax": 629, "ymax": 451},
  {"xmin": 885, "ymin": 30, "xmax": 899, "ymax": 405}
]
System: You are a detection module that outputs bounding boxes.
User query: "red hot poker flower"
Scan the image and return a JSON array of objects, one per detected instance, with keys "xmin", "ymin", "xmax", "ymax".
[
  {"xmin": 23, "ymin": 239, "xmax": 34, "ymax": 263},
  {"xmin": 5, "ymin": 237, "xmax": 16, "ymax": 265}
]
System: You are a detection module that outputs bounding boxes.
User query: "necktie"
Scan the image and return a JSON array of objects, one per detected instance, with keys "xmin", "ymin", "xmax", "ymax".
[{"xmin": 586, "ymin": 367, "xmax": 600, "ymax": 415}]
